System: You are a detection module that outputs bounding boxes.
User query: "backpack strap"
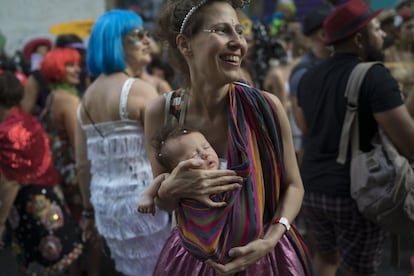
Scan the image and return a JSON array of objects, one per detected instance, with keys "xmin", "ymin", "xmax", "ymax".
[
  {"xmin": 336, "ymin": 61, "xmax": 381, "ymax": 164},
  {"xmin": 336, "ymin": 61, "xmax": 402, "ymax": 268},
  {"xmin": 163, "ymin": 88, "xmax": 189, "ymax": 127},
  {"xmin": 163, "ymin": 91, "xmax": 174, "ymax": 126}
]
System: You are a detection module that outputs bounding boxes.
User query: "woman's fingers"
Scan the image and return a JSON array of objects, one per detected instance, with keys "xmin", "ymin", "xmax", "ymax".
[
  {"xmin": 206, "ymin": 240, "xmax": 269, "ymax": 275},
  {"xmin": 164, "ymin": 159, "xmax": 244, "ymax": 203},
  {"xmin": 196, "ymin": 196, "xmax": 227, "ymax": 208},
  {"xmin": 198, "ymin": 174, "xmax": 243, "ymax": 195},
  {"xmin": 175, "ymin": 158, "xmax": 207, "ymax": 170}
]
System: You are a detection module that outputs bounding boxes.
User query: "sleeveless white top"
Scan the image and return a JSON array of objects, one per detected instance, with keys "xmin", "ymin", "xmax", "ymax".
[{"xmin": 77, "ymin": 78, "xmax": 170, "ymax": 276}]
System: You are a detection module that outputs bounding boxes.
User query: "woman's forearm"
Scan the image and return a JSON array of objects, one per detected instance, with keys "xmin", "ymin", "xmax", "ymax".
[
  {"xmin": 75, "ymin": 122, "xmax": 93, "ymax": 210},
  {"xmin": 76, "ymin": 160, "xmax": 93, "ymax": 210},
  {"xmin": 274, "ymin": 184, "xmax": 304, "ymax": 224},
  {"xmin": 263, "ymin": 184, "xmax": 304, "ymax": 247},
  {"xmin": 154, "ymin": 175, "xmax": 179, "ymax": 211}
]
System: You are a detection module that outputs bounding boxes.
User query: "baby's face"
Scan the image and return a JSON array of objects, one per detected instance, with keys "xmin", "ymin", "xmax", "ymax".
[{"xmin": 165, "ymin": 132, "xmax": 219, "ymax": 170}]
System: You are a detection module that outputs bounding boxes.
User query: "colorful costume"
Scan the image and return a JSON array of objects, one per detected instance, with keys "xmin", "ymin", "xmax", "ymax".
[
  {"xmin": 41, "ymin": 88, "xmax": 83, "ymax": 221},
  {"xmin": 0, "ymin": 107, "xmax": 83, "ymax": 275},
  {"xmin": 155, "ymin": 82, "xmax": 313, "ymax": 275},
  {"xmin": 77, "ymin": 78, "xmax": 170, "ymax": 276}
]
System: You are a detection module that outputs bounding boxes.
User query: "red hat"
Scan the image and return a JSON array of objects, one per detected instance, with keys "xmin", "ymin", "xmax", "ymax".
[
  {"xmin": 23, "ymin": 38, "xmax": 52, "ymax": 61},
  {"xmin": 323, "ymin": 0, "xmax": 383, "ymax": 46}
]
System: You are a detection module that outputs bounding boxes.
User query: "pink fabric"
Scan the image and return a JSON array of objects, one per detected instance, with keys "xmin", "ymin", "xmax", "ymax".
[{"xmin": 153, "ymin": 227, "xmax": 307, "ymax": 276}]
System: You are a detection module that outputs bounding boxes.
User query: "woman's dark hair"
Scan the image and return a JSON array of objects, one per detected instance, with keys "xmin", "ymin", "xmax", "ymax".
[
  {"xmin": 156, "ymin": 0, "xmax": 246, "ymax": 87},
  {"xmin": 147, "ymin": 57, "xmax": 175, "ymax": 85},
  {"xmin": 55, "ymin": 33, "xmax": 83, "ymax": 48},
  {"xmin": 0, "ymin": 70, "xmax": 24, "ymax": 107}
]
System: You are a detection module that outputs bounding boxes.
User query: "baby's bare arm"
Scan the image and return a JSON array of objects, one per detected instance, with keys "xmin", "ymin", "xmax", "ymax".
[
  {"xmin": 143, "ymin": 173, "xmax": 169, "ymax": 199},
  {"xmin": 137, "ymin": 173, "xmax": 169, "ymax": 214}
]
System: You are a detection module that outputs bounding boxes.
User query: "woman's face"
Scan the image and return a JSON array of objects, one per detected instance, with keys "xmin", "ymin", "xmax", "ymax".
[
  {"xmin": 400, "ymin": 17, "xmax": 414, "ymax": 43},
  {"xmin": 123, "ymin": 28, "xmax": 152, "ymax": 69},
  {"xmin": 188, "ymin": 2, "xmax": 248, "ymax": 84},
  {"xmin": 63, "ymin": 62, "xmax": 80, "ymax": 85}
]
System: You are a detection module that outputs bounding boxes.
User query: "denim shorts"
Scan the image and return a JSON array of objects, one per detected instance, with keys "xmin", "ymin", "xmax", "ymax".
[{"xmin": 302, "ymin": 192, "xmax": 386, "ymax": 273}]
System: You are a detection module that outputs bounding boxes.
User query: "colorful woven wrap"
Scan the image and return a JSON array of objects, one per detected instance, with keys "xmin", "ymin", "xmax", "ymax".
[{"xmin": 175, "ymin": 82, "xmax": 312, "ymax": 273}]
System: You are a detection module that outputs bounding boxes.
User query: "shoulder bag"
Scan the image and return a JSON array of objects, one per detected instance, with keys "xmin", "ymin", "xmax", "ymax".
[{"xmin": 337, "ymin": 62, "xmax": 414, "ymax": 265}]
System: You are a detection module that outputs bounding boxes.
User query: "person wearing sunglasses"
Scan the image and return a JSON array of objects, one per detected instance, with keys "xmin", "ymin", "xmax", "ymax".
[
  {"xmin": 75, "ymin": 10, "xmax": 170, "ymax": 276},
  {"xmin": 123, "ymin": 28, "xmax": 172, "ymax": 95}
]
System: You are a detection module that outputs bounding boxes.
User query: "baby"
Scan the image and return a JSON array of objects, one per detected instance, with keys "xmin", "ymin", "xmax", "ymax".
[{"xmin": 137, "ymin": 126, "xmax": 220, "ymax": 215}]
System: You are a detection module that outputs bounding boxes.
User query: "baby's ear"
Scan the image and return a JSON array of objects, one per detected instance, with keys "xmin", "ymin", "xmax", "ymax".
[{"xmin": 176, "ymin": 34, "xmax": 193, "ymax": 57}]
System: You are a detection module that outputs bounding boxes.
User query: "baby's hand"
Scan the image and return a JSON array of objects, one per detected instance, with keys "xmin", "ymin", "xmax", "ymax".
[{"xmin": 137, "ymin": 196, "xmax": 156, "ymax": 215}]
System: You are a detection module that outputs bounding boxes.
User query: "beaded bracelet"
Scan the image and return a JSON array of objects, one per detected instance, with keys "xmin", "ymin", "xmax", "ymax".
[{"xmin": 81, "ymin": 209, "xmax": 94, "ymax": 219}]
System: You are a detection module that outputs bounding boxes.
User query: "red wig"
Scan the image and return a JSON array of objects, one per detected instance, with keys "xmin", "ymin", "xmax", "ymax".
[{"xmin": 40, "ymin": 48, "xmax": 81, "ymax": 82}]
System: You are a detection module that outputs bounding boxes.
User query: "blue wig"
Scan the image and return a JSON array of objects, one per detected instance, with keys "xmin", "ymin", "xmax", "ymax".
[{"xmin": 87, "ymin": 9, "xmax": 143, "ymax": 76}]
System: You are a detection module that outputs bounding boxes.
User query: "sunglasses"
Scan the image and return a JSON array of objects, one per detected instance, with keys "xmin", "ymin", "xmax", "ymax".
[{"xmin": 127, "ymin": 29, "xmax": 152, "ymax": 41}]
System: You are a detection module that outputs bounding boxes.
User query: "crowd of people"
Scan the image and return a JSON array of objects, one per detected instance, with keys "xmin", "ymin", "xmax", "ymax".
[{"xmin": 0, "ymin": 0, "xmax": 414, "ymax": 275}]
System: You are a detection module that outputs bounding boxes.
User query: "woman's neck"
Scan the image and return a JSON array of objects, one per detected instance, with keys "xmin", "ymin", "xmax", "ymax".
[
  {"xmin": 123, "ymin": 68, "xmax": 144, "ymax": 78},
  {"xmin": 187, "ymin": 84, "xmax": 229, "ymax": 121}
]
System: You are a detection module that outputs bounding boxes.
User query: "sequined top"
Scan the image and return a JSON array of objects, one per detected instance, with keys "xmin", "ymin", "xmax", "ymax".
[{"xmin": 0, "ymin": 107, "xmax": 60, "ymax": 185}]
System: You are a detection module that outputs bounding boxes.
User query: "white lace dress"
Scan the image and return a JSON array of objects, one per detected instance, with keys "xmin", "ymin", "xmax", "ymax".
[{"xmin": 77, "ymin": 78, "xmax": 170, "ymax": 276}]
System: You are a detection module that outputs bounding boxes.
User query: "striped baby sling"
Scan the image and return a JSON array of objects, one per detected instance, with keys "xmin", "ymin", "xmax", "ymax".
[{"xmin": 164, "ymin": 82, "xmax": 312, "ymax": 273}]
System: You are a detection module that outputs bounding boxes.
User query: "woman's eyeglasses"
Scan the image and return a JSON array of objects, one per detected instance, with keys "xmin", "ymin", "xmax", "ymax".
[{"xmin": 203, "ymin": 23, "xmax": 246, "ymax": 38}]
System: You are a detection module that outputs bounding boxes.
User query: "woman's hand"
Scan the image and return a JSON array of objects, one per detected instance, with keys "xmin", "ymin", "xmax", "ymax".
[
  {"xmin": 80, "ymin": 217, "xmax": 100, "ymax": 243},
  {"xmin": 158, "ymin": 158, "xmax": 243, "ymax": 208},
  {"xmin": 205, "ymin": 238, "xmax": 274, "ymax": 275}
]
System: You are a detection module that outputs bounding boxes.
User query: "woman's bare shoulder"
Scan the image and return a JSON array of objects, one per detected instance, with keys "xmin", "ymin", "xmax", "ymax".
[
  {"xmin": 52, "ymin": 89, "xmax": 80, "ymax": 105},
  {"xmin": 145, "ymin": 93, "xmax": 167, "ymax": 120}
]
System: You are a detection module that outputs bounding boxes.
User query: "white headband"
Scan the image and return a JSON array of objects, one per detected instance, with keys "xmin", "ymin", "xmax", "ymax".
[
  {"xmin": 179, "ymin": 0, "xmax": 208, "ymax": 34},
  {"xmin": 179, "ymin": 0, "xmax": 251, "ymax": 34}
]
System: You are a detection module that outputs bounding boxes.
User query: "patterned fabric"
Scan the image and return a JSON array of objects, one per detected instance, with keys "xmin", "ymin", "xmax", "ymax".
[
  {"xmin": 9, "ymin": 185, "xmax": 83, "ymax": 275},
  {"xmin": 0, "ymin": 107, "xmax": 82, "ymax": 274},
  {"xmin": 155, "ymin": 226, "xmax": 310, "ymax": 276},
  {"xmin": 303, "ymin": 192, "xmax": 385, "ymax": 273},
  {"xmin": 176, "ymin": 83, "xmax": 284, "ymax": 263},
  {"xmin": 41, "ymin": 93, "xmax": 83, "ymax": 221},
  {"xmin": 0, "ymin": 107, "xmax": 60, "ymax": 185},
  {"xmin": 161, "ymin": 82, "xmax": 313, "ymax": 275}
]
